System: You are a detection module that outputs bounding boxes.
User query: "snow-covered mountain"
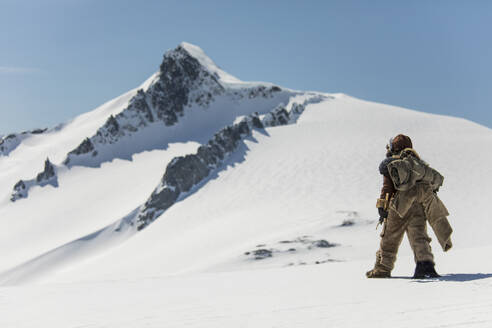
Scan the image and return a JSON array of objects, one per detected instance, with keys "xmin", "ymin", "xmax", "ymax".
[{"xmin": 1, "ymin": 43, "xmax": 492, "ymax": 327}]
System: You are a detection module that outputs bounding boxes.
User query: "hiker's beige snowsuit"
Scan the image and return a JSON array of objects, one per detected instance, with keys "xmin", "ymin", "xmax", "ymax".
[
  {"xmin": 374, "ymin": 150, "xmax": 453, "ymax": 273},
  {"xmin": 376, "ymin": 182, "xmax": 452, "ymax": 272}
]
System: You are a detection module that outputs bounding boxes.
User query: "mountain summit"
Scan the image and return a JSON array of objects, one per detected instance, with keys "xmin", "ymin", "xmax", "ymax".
[
  {"xmin": 60, "ymin": 42, "xmax": 290, "ymax": 167},
  {"xmin": 174, "ymin": 42, "xmax": 242, "ymax": 84}
]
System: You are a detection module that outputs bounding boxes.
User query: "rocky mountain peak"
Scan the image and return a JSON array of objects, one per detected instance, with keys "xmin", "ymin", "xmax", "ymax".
[{"xmin": 160, "ymin": 43, "xmax": 214, "ymax": 79}]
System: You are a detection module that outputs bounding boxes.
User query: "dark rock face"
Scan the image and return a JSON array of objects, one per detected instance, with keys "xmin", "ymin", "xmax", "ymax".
[
  {"xmin": 143, "ymin": 187, "xmax": 180, "ymax": 213},
  {"xmin": 244, "ymin": 249, "xmax": 273, "ymax": 260},
  {"xmin": 161, "ymin": 118, "xmax": 251, "ymax": 195},
  {"xmin": 263, "ymin": 105, "xmax": 290, "ymax": 126},
  {"xmin": 11, "ymin": 158, "xmax": 58, "ymax": 202},
  {"xmin": 136, "ymin": 102, "xmax": 306, "ymax": 230},
  {"xmin": 102, "ymin": 115, "xmax": 120, "ymax": 137},
  {"xmin": 252, "ymin": 249, "xmax": 273, "ymax": 260},
  {"xmin": 66, "ymin": 138, "xmax": 95, "ymax": 159},
  {"xmin": 163, "ymin": 155, "xmax": 211, "ymax": 194},
  {"xmin": 30, "ymin": 128, "xmax": 47, "ymax": 135},
  {"xmin": 312, "ymin": 240, "xmax": 336, "ymax": 248},
  {"xmin": 0, "ymin": 134, "xmax": 21, "ymax": 156},
  {"xmin": 36, "ymin": 158, "xmax": 56, "ymax": 182},
  {"xmin": 131, "ymin": 89, "xmax": 154, "ymax": 124},
  {"xmin": 11, "ymin": 180, "xmax": 27, "ymax": 201},
  {"xmin": 153, "ymin": 45, "xmax": 224, "ymax": 119},
  {"xmin": 13, "ymin": 180, "xmax": 26, "ymax": 190},
  {"xmin": 247, "ymin": 86, "xmax": 281, "ymax": 99},
  {"xmin": 152, "ymin": 46, "xmax": 222, "ymax": 125}
]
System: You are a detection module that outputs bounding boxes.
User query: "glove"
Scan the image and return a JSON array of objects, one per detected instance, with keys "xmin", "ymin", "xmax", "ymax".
[{"xmin": 378, "ymin": 207, "xmax": 388, "ymax": 224}]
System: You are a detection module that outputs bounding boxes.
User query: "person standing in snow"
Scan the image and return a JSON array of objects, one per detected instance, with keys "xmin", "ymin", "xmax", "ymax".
[{"xmin": 366, "ymin": 134, "xmax": 453, "ymax": 279}]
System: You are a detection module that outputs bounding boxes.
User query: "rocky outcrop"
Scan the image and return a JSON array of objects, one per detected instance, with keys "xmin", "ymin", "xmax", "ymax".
[
  {"xmin": 66, "ymin": 138, "xmax": 96, "ymax": 159},
  {"xmin": 0, "ymin": 128, "xmax": 47, "ymax": 157},
  {"xmin": 30, "ymin": 128, "xmax": 47, "ymax": 135},
  {"xmin": 11, "ymin": 180, "xmax": 27, "ymax": 201},
  {"xmin": 36, "ymin": 158, "xmax": 56, "ymax": 182},
  {"xmin": 135, "ymin": 102, "xmax": 306, "ymax": 230},
  {"xmin": 0, "ymin": 134, "xmax": 19, "ymax": 156},
  {"xmin": 312, "ymin": 240, "xmax": 337, "ymax": 248},
  {"xmin": 243, "ymin": 235, "xmax": 339, "ymax": 264},
  {"xmin": 11, "ymin": 158, "xmax": 58, "ymax": 202},
  {"xmin": 153, "ymin": 45, "xmax": 224, "ymax": 123},
  {"xmin": 245, "ymin": 249, "xmax": 273, "ymax": 260}
]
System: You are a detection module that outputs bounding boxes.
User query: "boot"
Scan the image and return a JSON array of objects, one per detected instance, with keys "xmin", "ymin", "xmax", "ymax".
[
  {"xmin": 367, "ymin": 251, "xmax": 391, "ymax": 278},
  {"xmin": 366, "ymin": 268, "xmax": 391, "ymax": 278},
  {"xmin": 413, "ymin": 261, "xmax": 440, "ymax": 279}
]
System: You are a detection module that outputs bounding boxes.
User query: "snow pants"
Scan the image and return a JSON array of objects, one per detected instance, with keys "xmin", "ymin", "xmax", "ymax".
[{"xmin": 375, "ymin": 201, "xmax": 434, "ymax": 272}]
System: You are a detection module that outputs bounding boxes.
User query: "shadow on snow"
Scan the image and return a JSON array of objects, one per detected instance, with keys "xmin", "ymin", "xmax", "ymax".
[{"xmin": 391, "ymin": 273, "xmax": 492, "ymax": 283}]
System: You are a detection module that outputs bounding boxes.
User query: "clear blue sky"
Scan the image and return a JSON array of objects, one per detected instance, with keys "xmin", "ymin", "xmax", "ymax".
[{"xmin": 1, "ymin": 0, "xmax": 491, "ymax": 134}]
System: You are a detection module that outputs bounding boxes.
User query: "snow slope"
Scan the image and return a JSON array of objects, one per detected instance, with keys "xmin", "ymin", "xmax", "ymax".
[
  {"xmin": 2, "ymin": 248, "xmax": 492, "ymax": 328},
  {"xmin": 1, "ymin": 43, "xmax": 492, "ymax": 327}
]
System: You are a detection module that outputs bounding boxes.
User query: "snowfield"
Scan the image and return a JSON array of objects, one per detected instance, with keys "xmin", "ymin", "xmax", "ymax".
[
  {"xmin": 1, "ymin": 43, "xmax": 492, "ymax": 327},
  {"xmin": 3, "ymin": 248, "xmax": 492, "ymax": 328}
]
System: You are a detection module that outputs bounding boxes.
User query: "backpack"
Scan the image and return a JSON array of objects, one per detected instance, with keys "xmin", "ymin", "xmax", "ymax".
[{"xmin": 386, "ymin": 149, "xmax": 444, "ymax": 192}]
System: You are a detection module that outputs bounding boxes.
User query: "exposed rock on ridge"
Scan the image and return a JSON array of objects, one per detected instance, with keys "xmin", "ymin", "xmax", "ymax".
[
  {"xmin": 0, "ymin": 128, "xmax": 47, "ymax": 157},
  {"xmin": 135, "ymin": 102, "xmax": 306, "ymax": 230},
  {"xmin": 11, "ymin": 158, "xmax": 58, "ymax": 202}
]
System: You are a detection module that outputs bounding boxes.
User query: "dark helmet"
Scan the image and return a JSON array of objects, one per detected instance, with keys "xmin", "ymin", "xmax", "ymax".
[{"xmin": 387, "ymin": 134, "xmax": 413, "ymax": 154}]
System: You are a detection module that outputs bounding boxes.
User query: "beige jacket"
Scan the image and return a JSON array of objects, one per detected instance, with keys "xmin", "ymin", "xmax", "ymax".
[{"xmin": 390, "ymin": 182, "xmax": 453, "ymax": 252}]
